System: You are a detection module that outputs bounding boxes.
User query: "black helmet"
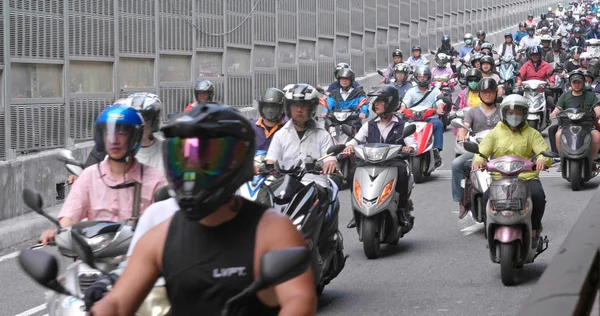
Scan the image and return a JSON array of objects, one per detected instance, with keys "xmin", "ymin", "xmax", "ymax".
[
  {"xmin": 527, "ymin": 45, "xmax": 542, "ymax": 58},
  {"xmin": 282, "ymin": 83, "xmax": 321, "ymax": 123},
  {"xmin": 333, "ymin": 62, "xmax": 350, "ymax": 80},
  {"xmin": 478, "ymin": 78, "xmax": 498, "ymax": 106},
  {"xmin": 392, "ymin": 48, "xmax": 403, "ymax": 58},
  {"xmin": 589, "ymin": 58, "xmax": 600, "ymax": 78},
  {"xmin": 551, "ymin": 38, "xmax": 562, "ymax": 50},
  {"xmin": 583, "ymin": 69, "xmax": 594, "ymax": 80},
  {"xmin": 465, "ymin": 68, "xmax": 483, "ymax": 81},
  {"xmin": 413, "ymin": 66, "xmax": 432, "ymax": 87},
  {"xmin": 473, "ymin": 39, "xmax": 483, "ymax": 48},
  {"xmin": 480, "ymin": 55, "xmax": 495, "ymax": 70},
  {"xmin": 368, "ymin": 85, "xmax": 400, "ymax": 114},
  {"xmin": 258, "ymin": 88, "xmax": 285, "ymax": 121},
  {"xmin": 336, "ymin": 67, "xmax": 356, "ymax": 83},
  {"xmin": 160, "ymin": 103, "xmax": 256, "ymax": 221},
  {"xmin": 568, "ymin": 69, "xmax": 585, "ymax": 83},
  {"xmin": 573, "ymin": 26, "xmax": 582, "ymax": 34},
  {"xmin": 116, "ymin": 92, "xmax": 163, "ymax": 133},
  {"xmin": 518, "ymin": 22, "xmax": 527, "ymax": 28},
  {"xmin": 504, "ymin": 32, "xmax": 512, "ymax": 38},
  {"xmin": 471, "ymin": 53, "xmax": 484, "ymax": 67},
  {"xmin": 541, "ymin": 13, "xmax": 547, "ymax": 20},
  {"xmin": 441, "ymin": 34, "xmax": 451, "ymax": 45},
  {"xmin": 194, "ymin": 79, "xmax": 214, "ymax": 102},
  {"xmin": 526, "ymin": 25, "xmax": 536, "ymax": 33},
  {"xmin": 412, "ymin": 45, "xmax": 422, "ymax": 52},
  {"xmin": 477, "ymin": 30, "xmax": 486, "ymax": 38}
]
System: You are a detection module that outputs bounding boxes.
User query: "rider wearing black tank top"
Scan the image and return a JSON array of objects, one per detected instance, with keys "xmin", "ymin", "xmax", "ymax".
[{"xmin": 163, "ymin": 200, "xmax": 278, "ymax": 316}]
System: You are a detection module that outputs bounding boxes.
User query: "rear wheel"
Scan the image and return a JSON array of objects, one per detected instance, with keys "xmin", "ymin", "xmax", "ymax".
[
  {"xmin": 362, "ymin": 217, "xmax": 381, "ymax": 259},
  {"xmin": 569, "ymin": 160, "xmax": 582, "ymax": 191},
  {"xmin": 500, "ymin": 242, "xmax": 517, "ymax": 286},
  {"xmin": 412, "ymin": 156, "xmax": 425, "ymax": 183}
]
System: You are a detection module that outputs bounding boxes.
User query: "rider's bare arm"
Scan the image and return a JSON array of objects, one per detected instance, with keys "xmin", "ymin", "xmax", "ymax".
[
  {"xmin": 90, "ymin": 218, "xmax": 168, "ymax": 316},
  {"xmin": 457, "ymin": 122, "xmax": 471, "ymax": 141},
  {"xmin": 255, "ymin": 211, "xmax": 317, "ymax": 316}
]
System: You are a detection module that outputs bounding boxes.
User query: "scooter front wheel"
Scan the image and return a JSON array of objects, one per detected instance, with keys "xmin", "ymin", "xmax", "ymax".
[
  {"xmin": 411, "ymin": 156, "xmax": 425, "ymax": 184},
  {"xmin": 500, "ymin": 242, "xmax": 517, "ymax": 286},
  {"xmin": 569, "ymin": 160, "xmax": 582, "ymax": 191},
  {"xmin": 362, "ymin": 217, "xmax": 381, "ymax": 259}
]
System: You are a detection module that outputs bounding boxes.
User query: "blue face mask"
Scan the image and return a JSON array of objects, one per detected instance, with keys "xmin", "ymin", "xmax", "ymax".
[
  {"xmin": 468, "ymin": 81, "xmax": 479, "ymax": 90},
  {"xmin": 505, "ymin": 115, "xmax": 523, "ymax": 127},
  {"xmin": 465, "ymin": 39, "xmax": 472, "ymax": 45}
]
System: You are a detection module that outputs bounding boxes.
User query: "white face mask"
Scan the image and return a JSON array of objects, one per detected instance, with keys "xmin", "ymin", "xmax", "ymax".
[{"xmin": 505, "ymin": 114, "xmax": 523, "ymax": 127}]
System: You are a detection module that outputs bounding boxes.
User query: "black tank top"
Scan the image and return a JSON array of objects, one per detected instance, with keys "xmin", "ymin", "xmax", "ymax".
[{"xmin": 162, "ymin": 200, "xmax": 279, "ymax": 316}]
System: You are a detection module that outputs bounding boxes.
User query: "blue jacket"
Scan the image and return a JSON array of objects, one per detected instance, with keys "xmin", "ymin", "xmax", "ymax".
[
  {"xmin": 514, "ymin": 31, "xmax": 528, "ymax": 43},
  {"xmin": 327, "ymin": 80, "xmax": 360, "ymax": 93},
  {"xmin": 324, "ymin": 86, "xmax": 369, "ymax": 117},
  {"xmin": 459, "ymin": 45, "xmax": 473, "ymax": 58},
  {"xmin": 586, "ymin": 30, "xmax": 600, "ymax": 39},
  {"xmin": 395, "ymin": 82, "xmax": 413, "ymax": 101}
]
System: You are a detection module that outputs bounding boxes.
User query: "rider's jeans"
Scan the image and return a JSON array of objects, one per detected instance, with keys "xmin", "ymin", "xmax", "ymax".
[
  {"xmin": 482, "ymin": 179, "xmax": 546, "ymax": 230},
  {"xmin": 426, "ymin": 117, "xmax": 444, "ymax": 150},
  {"xmin": 451, "ymin": 152, "xmax": 474, "ymax": 202}
]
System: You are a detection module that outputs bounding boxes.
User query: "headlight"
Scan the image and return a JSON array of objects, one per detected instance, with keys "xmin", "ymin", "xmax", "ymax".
[
  {"xmin": 566, "ymin": 112, "xmax": 585, "ymax": 120},
  {"xmin": 136, "ymin": 286, "xmax": 171, "ymax": 316},
  {"xmin": 333, "ymin": 112, "xmax": 352, "ymax": 122},
  {"xmin": 87, "ymin": 233, "xmax": 116, "ymax": 252},
  {"xmin": 493, "ymin": 161, "xmax": 525, "ymax": 174},
  {"xmin": 364, "ymin": 147, "xmax": 389, "ymax": 162}
]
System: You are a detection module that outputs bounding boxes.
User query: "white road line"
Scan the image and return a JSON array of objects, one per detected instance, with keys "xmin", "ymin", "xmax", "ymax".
[
  {"xmin": 14, "ymin": 304, "xmax": 46, "ymax": 316},
  {"xmin": 461, "ymin": 223, "xmax": 485, "ymax": 236},
  {"xmin": 0, "ymin": 251, "xmax": 19, "ymax": 263}
]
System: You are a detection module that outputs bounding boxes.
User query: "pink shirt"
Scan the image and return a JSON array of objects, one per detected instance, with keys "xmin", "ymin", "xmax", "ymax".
[{"xmin": 58, "ymin": 159, "xmax": 168, "ymax": 222}]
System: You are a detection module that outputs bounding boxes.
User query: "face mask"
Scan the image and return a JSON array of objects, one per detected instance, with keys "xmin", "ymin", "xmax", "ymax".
[
  {"xmin": 505, "ymin": 115, "xmax": 523, "ymax": 127},
  {"xmin": 468, "ymin": 81, "xmax": 479, "ymax": 90},
  {"xmin": 585, "ymin": 83, "xmax": 592, "ymax": 90},
  {"xmin": 465, "ymin": 39, "xmax": 472, "ymax": 45}
]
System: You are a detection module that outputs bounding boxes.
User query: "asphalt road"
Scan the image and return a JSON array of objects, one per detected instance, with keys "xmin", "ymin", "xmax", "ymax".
[{"xmin": 1, "ymin": 130, "xmax": 598, "ymax": 316}]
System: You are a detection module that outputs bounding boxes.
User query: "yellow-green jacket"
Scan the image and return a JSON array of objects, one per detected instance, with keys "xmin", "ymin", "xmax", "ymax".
[{"xmin": 472, "ymin": 122, "xmax": 552, "ymax": 180}]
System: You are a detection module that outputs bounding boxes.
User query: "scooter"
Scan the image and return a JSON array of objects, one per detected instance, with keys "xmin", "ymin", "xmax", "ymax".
[
  {"xmin": 325, "ymin": 109, "xmax": 360, "ymax": 188},
  {"xmin": 265, "ymin": 145, "xmax": 347, "ymax": 294},
  {"xmin": 462, "ymin": 142, "xmax": 558, "ymax": 286},
  {"xmin": 237, "ymin": 150, "xmax": 273, "ymax": 204},
  {"xmin": 497, "ymin": 55, "xmax": 519, "ymax": 95},
  {"xmin": 19, "ymin": 231, "xmax": 310, "ymax": 316},
  {"xmin": 521, "ymin": 79, "xmax": 552, "ymax": 132},
  {"xmin": 586, "ymin": 39, "xmax": 600, "ymax": 58},
  {"xmin": 349, "ymin": 124, "xmax": 416, "ymax": 259},
  {"xmin": 402, "ymin": 105, "xmax": 441, "ymax": 183},
  {"xmin": 558, "ymin": 108, "xmax": 600, "ymax": 191}
]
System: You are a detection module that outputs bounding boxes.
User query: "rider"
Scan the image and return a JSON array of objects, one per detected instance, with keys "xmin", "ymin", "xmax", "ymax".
[
  {"xmin": 516, "ymin": 46, "xmax": 553, "ymax": 88},
  {"xmin": 323, "ymin": 68, "xmax": 368, "ymax": 131},
  {"xmin": 480, "ymin": 56, "xmax": 504, "ymax": 96},
  {"xmin": 393, "ymin": 63, "xmax": 414, "ymax": 100},
  {"xmin": 253, "ymin": 88, "xmax": 286, "ymax": 152},
  {"xmin": 472, "ymin": 94, "xmax": 552, "ymax": 244},
  {"xmin": 480, "ymin": 43, "xmax": 494, "ymax": 57},
  {"xmin": 526, "ymin": 13, "xmax": 538, "ymax": 27},
  {"xmin": 545, "ymin": 38, "xmax": 569, "ymax": 67},
  {"xmin": 514, "ymin": 22, "xmax": 528, "ymax": 44},
  {"xmin": 538, "ymin": 13, "xmax": 552, "ymax": 30},
  {"xmin": 328, "ymin": 62, "xmax": 360, "ymax": 93},
  {"xmin": 569, "ymin": 27, "xmax": 587, "ymax": 49},
  {"xmin": 499, "ymin": 32, "xmax": 518, "ymax": 59},
  {"xmin": 407, "ymin": 45, "xmax": 426, "ymax": 68},
  {"xmin": 547, "ymin": 6, "xmax": 556, "ymax": 19},
  {"xmin": 343, "ymin": 85, "xmax": 417, "ymax": 229},
  {"xmin": 39, "ymin": 105, "xmax": 168, "ymax": 244},
  {"xmin": 548, "ymin": 70, "xmax": 600, "ymax": 159},
  {"xmin": 519, "ymin": 25, "xmax": 541, "ymax": 51},
  {"xmin": 476, "ymin": 30, "xmax": 487, "ymax": 43},
  {"xmin": 89, "ymin": 103, "xmax": 317, "ymax": 316},
  {"xmin": 556, "ymin": 3, "xmax": 566, "ymax": 17},
  {"xmin": 382, "ymin": 49, "xmax": 405, "ymax": 83},
  {"xmin": 540, "ymin": 35, "xmax": 553, "ymax": 59},
  {"xmin": 471, "ymin": 52, "xmax": 483, "ymax": 70},
  {"xmin": 579, "ymin": 52, "xmax": 593, "ymax": 71},
  {"xmin": 455, "ymin": 68, "xmax": 484, "ymax": 109},
  {"xmin": 437, "ymin": 34, "xmax": 459, "ymax": 71},
  {"xmin": 586, "ymin": 21, "xmax": 600, "ymax": 38},
  {"xmin": 400, "ymin": 66, "xmax": 444, "ymax": 166},
  {"xmin": 565, "ymin": 46, "xmax": 584, "ymax": 72},
  {"xmin": 431, "ymin": 52, "xmax": 454, "ymax": 85},
  {"xmin": 565, "ymin": 8, "xmax": 576, "ymax": 25},
  {"xmin": 557, "ymin": 16, "xmax": 573, "ymax": 35},
  {"xmin": 460, "ymin": 33, "xmax": 475, "ymax": 57},
  {"xmin": 583, "ymin": 70, "xmax": 595, "ymax": 90},
  {"xmin": 452, "ymin": 78, "xmax": 502, "ymax": 219},
  {"xmin": 185, "ymin": 79, "xmax": 214, "ymax": 111}
]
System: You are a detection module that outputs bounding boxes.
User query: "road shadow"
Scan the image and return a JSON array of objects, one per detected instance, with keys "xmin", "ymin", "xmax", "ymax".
[
  {"xmin": 317, "ymin": 288, "xmax": 351, "ymax": 312},
  {"xmin": 517, "ymin": 261, "xmax": 549, "ymax": 285},
  {"xmin": 348, "ymin": 237, "xmax": 421, "ymax": 260}
]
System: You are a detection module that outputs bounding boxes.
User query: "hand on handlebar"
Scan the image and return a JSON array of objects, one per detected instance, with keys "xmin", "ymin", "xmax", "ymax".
[
  {"xmin": 358, "ymin": 113, "xmax": 367, "ymax": 119},
  {"xmin": 67, "ymin": 175, "xmax": 78, "ymax": 184},
  {"xmin": 402, "ymin": 146, "xmax": 414, "ymax": 153},
  {"xmin": 472, "ymin": 161, "xmax": 485, "ymax": 171},
  {"xmin": 343, "ymin": 145, "xmax": 354, "ymax": 155},
  {"xmin": 322, "ymin": 160, "xmax": 338, "ymax": 174},
  {"xmin": 39, "ymin": 229, "xmax": 58, "ymax": 245},
  {"xmin": 536, "ymin": 160, "xmax": 547, "ymax": 172}
]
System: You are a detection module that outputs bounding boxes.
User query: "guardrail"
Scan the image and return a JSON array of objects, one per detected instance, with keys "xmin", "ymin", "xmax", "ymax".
[{"xmin": 518, "ymin": 189, "xmax": 600, "ymax": 316}]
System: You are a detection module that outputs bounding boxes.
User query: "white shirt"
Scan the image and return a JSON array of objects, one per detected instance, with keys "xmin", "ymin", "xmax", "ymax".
[
  {"xmin": 519, "ymin": 35, "xmax": 542, "ymax": 50},
  {"xmin": 266, "ymin": 119, "xmax": 335, "ymax": 187},
  {"xmin": 126, "ymin": 197, "xmax": 179, "ymax": 256},
  {"xmin": 346, "ymin": 116, "xmax": 417, "ymax": 149},
  {"xmin": 135, "ymin": 136, "xmax": 165, "ymax": 175},
  {"xmin": 340, "ymin": 87, "xmax": 354, "ymax": 101}
]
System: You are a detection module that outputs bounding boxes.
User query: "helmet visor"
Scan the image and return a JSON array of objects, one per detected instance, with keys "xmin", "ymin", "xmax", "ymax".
[
  {"xmin": 165, "ymin": 136, "xmax": 250, "ymax": 190},
  {"xmin": 260, "ymin": 103, "xmax": 283, "ymax": 121}
]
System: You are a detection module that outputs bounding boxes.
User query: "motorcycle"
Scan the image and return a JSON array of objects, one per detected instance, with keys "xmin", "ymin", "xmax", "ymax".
[
  {"xmin": 456, "ymin": 55, "xmax": 473, "ymax": 89},
  {"xmin": 19, "ymin": 229, "xmax": 310, "ymax": 316},
  {"xmin": 462, "ymin": 142, "xmax": 558, "ymax": 286},
  {"xmin": 349, "ymin": 124, "xmax": 417, "ymax": 259},
  {"xmin": 237, "ymin": 150, "xmax": 273, "ymax": 204},
  {"xmin": 586, "ymin": 39, "xmax": 600, "ymax": 58},
  {"xmin": 548, "ymin": 65, "xmax": 565, "ymax": 102},
  {"xmin": 521, "ymin": 79, "xmax": 552, "ymax": 132},
  {"xmin": 497, "ymin": 55, "xmax": 519, "ymax": 95},
  {"xmin": 325, "ymin": 109, "xmax": 360, "ymax": 188},
  {"xmin": 402, "ymin": 105, "xmax": 441, "ymax": 183},
  {"xmin": 450, "ymin": 119, "xmax": 491, "ymax": 229},
  {"xmin": 557, "ymin": 108, "xmax": 600, "ymax": 191},
  {"xmin": 265, "ymin": 145, "xmax": 347, "ymax": 294}
]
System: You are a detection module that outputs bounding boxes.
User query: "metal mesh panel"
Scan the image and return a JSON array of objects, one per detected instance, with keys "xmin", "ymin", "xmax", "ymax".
[
  {"xmin": 299, "ymin": 63, "xmax": 318, "ymax": 86},
  {"xmin": 210, "ymin": 78, "xmax": 225, "ymax": 103},
  {"xmin": 318, "ymin": 10, "xmax": 335, "ymax": 37},
  {"xmin": 299, "ymin": 0, "xmax": 317, "ymax": 11},
  {"xmin": 279, "ymin": 0, "xmax": 297, "ymax": 12},
  {"xmin": 256, "ymin": 0, "xmax": 276, "ymax": 13},
  {"xmin": 318, "ymin": 60, "xmax": 334, "ymax": 86},
  {"xmin": 0, "ymin": 4, "xmax": 3, "ymax": 65},
  {"xmin": 9, "ymin": 0, "xmax": 63, "ymax": 14},
  {"xmin": 336, "ymin": 8, "xmax": 350, "ymax": 35},
  {"xmin": 351, "ymin": 54, "xmax": 365, "ymax": 76},
  {"xmin": 227, "ymin": 75, "xmax": 252, "ymax": 107},
  {"xmin": 69, "ymin": 0, "xmax": 113, "ymax": 15},
  {"xmin": 299, "ymin": 12, "xmax": 317, "ymax": 38},
  {"xmin": 253, "ymin": 13, "xmax": 276, "ymax": 43},
  {"xmin": 69, "ymin": 98, "xmax": 113, "ymax": 141},
  {"xmin": 0, "ymin": 113, "xmax": 5, "ymax": 160},
  {"xmin": 377, "ymin": 46, "xmax": 387, "ymax": 68},
  {"xmin": 119, "ymin": 15, "xmax": 155, "ymax": 54},
  {"xmin": 277, "ymin": 67, "xmax": 298, "ymax": 89},
  {"xmin": 389, "ymin": 4, "xmax": 400, "ymax": 26},
  {"xmin": 10, "ymin": 104, "xmax": 65, "ymax": 152},
  {"xmin": 254, "ymin": 71, "xmax": 277, "ymax": 101},
  {"xmin": 319, "ymin": 0, "xmax": 335, "ymax": 11},
  {"xmin": 226, "ymin": 0, "xmax": 251, "ymax": 13},
  {"xmin": 158, "ymin": 0, "xmax": 191, "ymax": 14},
  {"xmin": 159, "ymin": 84, "xmax": 193, "ymax": 121},
  {"xmin": 9, "ymin": 12, "xmax": 64, "ymax": 59},
  {"xmin": 226, "ymin": 12, "xmax": 252, "ymax": 46},
  {"xmin": 336, "ymin": 55, "xmax": 350, "ymax": 65},
  {"xmin": 196, "ymin": 15, "xmax": 224, "ymax": 49},
  {"xmin": 118, "ymin": 0, "xmax": 155, "ymax": 15},
  {"xmin": 158, "ymin": 15, "xmax": 193, "ymax": 51},
  {"xmin": 351, "ymin": 9, "xmax": 364, "ymax": 33},
  {"xmin": 377, "ymin": 5, "xmax": 389, "ymax": 27},
  {"xmin": 365, "ymin": 7, "xmax": 376, "ymax": 30},
  {"xmin": 69, "ymin": 14, "xmax": 115, "ymax": 56},
  {"xmin": 278, "ymin": 12, "xmax": 297, "ymax": 41}
]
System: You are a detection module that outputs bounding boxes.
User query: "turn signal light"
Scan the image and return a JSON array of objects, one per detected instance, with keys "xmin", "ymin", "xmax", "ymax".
[
  {"xmin": 377, "ymin": 180, "xmax": 395, "ymax": 206},
  {"xmin": 353, "ymin": 180, "xmax": 362, "ymax": 206}
]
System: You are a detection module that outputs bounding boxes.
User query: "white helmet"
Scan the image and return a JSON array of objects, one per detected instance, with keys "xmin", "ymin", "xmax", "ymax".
[{"xmin": 114, "ymin": 92, "xmax": 163, "ymax": 132}]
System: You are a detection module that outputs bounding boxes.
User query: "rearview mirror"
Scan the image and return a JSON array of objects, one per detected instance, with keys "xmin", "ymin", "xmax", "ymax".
[
  {"xmin": 402, "ymin": 124, "xmax": 417, "ymax": 138},
  {"xmin": 327, "ymin": 144, "xmax": 346, "ymax": 156},
  {"xmin": 56, "ymin": 150, "xmax": 84, "ymax": 176},
  {"xmin": 450, "ymin": 118, "xmax": 469, "ymax": 130},
  {"xmin": 463, "ymin": 142, "xmax": 480, "ymax": 154},
  {"xmin": 341, "ymin": 124, "xmax": 354, "ymax": 137},
  {"xmin": 430, "ymin": 50, "xmax": 436, "ymax": 55},
  {"xmin": 22, "ymin": 189, "xmax": 61, "ymax": 228},
  {"xmin": 18, "ymin": 249, "xmax": 74, "ymax": 296},
  {"xmin": 377, "ymin": 70, "xmax": 384, "ymax": 76}
]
